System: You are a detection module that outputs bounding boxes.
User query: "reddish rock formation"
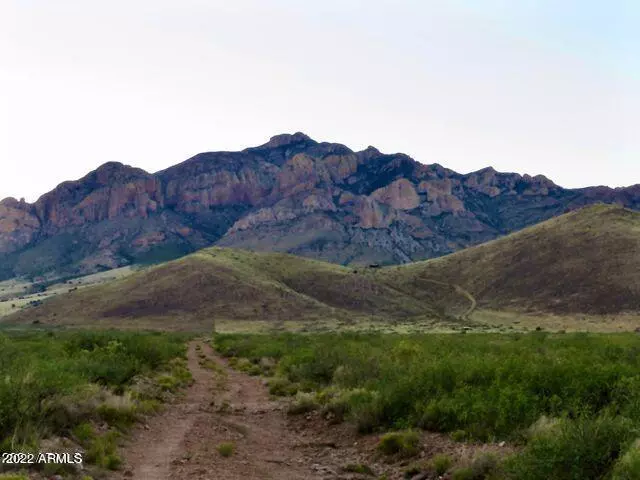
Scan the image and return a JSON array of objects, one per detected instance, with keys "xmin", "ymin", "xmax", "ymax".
[
  {"xmin": 0, "ymin": 198, "xmax": 41, "ymax": 254},
  {"xmin": 1, "ymin": 133, "xmax": 638, "ymax": 279}
]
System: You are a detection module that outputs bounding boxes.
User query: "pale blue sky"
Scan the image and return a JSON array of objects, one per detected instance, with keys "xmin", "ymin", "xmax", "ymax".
[{"xmin": 1, "ymin": 0, "xmax": 638, "ymax": 201}]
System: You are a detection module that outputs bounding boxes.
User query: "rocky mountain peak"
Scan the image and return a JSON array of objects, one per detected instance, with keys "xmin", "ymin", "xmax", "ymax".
[
  {"xmin": 258, "ymin": 132, "xmax": 315, "ymax": 150},
  {"xmin": 91, "ymin": 162, "xmax": 152, "ymax": 185},
  {"xmin": 0, "ymin": 197, "xmax": 24, "ymax": 208}
]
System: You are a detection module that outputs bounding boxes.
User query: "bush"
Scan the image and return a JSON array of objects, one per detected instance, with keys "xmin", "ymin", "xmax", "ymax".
[
  {"xmin": 0, "ymin": 330, "xmax": 188, "ymax": 467},
  {"xmin": 431, "ymin": 453, "xmax": 454, "ymax": 475},
  {"xmin": 451, "ymin": 467, "xmax": 475, "ymax": 480},
  {"xmin": 267, "ymin": 377, "xmax": 299, "ymax": 397},
  {"xmin": 612, "ymin": 439, "xmax": 640, "ymax": 479},
  {"xmin": 217, "ymin": 442, "xmax": 235, "ymax": 457},
  {"xmin": 214, "ymin": 332, "xmax": 640, "ymax": 479},
  {"xmin": 214, "ymin": 332, "xmax": 640, "ymax": 441},
  {"xmin": 468, "ymin": 453, "xmax": 500, "ymax": 479},
  {"xmin": 506, "ymin": 415, "xmax": 638, "ymax": 480},
  {"xmin": 377, "ymin": 430, "xmax": 420, "ymax": 458},
  {"xmin": 84, "ymin": 430, "xmax": 122, "ymax": 470},
  {"xmin": 287, "ymin": 392, "xmax": 319, "ymax": 415}
]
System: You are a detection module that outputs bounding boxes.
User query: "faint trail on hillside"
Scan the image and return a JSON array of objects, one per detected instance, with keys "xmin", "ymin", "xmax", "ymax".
[
  {"xmin": 418, "ymin": 277, "xmax": 477, "ymax": 320},
  {"xmin": 453, "ymin": 284, "xmax": 477, "ymax": 320}
]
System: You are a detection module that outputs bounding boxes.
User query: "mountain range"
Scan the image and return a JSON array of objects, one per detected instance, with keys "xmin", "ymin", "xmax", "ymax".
[{"xmin": 1, "ymin": 132, "xmax": 638, "ymax": 280}]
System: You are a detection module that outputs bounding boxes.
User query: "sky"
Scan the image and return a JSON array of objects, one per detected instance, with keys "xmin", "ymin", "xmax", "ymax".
[{"xmin": 1, "ymin": 0, "xmax": 638, "ymax": 202}]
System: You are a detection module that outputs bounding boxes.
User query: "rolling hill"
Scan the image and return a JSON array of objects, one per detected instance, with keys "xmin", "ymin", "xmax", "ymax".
[
  {"xmin": 6, "ymin": 204, "xmax": 640, "ymax": 330},
  {"xmin": 381, "ymin": 204, "xmax": 640, "ymax": 315},
  {"xmin": 6, "ymin": 248, "xmax": 448, "ymax": 330}
]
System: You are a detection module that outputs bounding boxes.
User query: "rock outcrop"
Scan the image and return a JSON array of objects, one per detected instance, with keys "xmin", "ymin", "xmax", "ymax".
[
  {"xmin": 1, "ymin": 133, "xmax": 638, "ymax": 279},
  {"xmin": 0, "ymin": 198, "xmax": 41, "ymax": 254}
]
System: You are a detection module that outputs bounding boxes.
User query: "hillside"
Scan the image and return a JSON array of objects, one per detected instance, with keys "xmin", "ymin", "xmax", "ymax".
[
  {"xmin": 380, "ymin": 204, "xmax": 640, "ymax": 315},
  {"xmin": 8, "ymin": 205, "xmax": 640, "ymax": 330},
  {"xmin": 1, "ymin": 133, "xmax": 639, "ymax": 280},
  {"xmin": 7, "ymin": 248, "xmax": 450, "ymax": 330}
]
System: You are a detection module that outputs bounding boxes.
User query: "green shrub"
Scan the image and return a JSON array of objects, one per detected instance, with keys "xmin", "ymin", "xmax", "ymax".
[
  {"xmin": 321, "ymin": 388, "xmax": 383, "ymax": 432},
  {"xmin": 506, "ymin": 415, "xmax": 638, "ymax": 480},
  {"xmin": 84, "ymin": 430, "xmax": 121, "ymax": 470},
  {"xmin": 287, "ymin": 392, "xmax": 319, "ymax": 415},
  {"xmin": 214, "ymin": 332, "xmax": 640, "ymax": 441},
  {"xmin": 612, "ymin": 439, "xmax": 640, "ymax": 479},
  {"xmin": 431, "ymin": 453, "xmax": 454, "ymax": 475},
  {"xmin": 267, "ymin": 377, "xmax": 299, "ymax": 396},
  {"xmin": 214, "ymin": 332, "xmax": 640, "ymax": 479},
  {"xmin": 377, "ymin": 430, "xmax": 420, "ymax": 458},
  {"xmin": 0, "ymin": 330, "xmax": 188, "ymax": 466},
  {"xmin": 234, "ymin": 358, "xmax": 253, "ymax": 373},
  {"xmin": 96, "ymin": 397, "xmax": 138, "ymax": 430},
  {"xmin": 217, "ymin": 442, "xmax": 235, "ymax": 457},
  {"xmin": 72, "ymin": 422, "xmax": 95, "ymax": 444},
  {"xmin": 468, "ymin": 453, "xmax": 500, "ymax": 479}
]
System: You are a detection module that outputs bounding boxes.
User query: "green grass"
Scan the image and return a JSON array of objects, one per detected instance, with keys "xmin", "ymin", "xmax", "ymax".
[
  {"xmin": 0, "ymin": 330, "xmax": 191, "ymax": 471},
  {"xmin": 214, "ymin": 331, "xmax": 640, "ymax": 479}
]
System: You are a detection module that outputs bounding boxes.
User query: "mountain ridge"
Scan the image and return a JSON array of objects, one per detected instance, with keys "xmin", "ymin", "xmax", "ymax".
[{"xmin": 1, "ymin": 132, "xmax": 638, "ymax": 280}]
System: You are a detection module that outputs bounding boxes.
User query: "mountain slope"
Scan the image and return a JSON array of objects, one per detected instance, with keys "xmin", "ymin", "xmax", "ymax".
[
  {"xmin": 380, "ymin": 204, "xmax": 640, "ymax": 314},
  {"xmin": 1, "ymin": 133, "xmax": 638, "ymax": 280},
  {"xmin": 7, "ymin": 205, "xmax": 640, "ymax": 329}
]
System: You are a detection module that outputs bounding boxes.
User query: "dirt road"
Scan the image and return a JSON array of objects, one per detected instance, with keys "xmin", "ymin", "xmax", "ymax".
[
  {"xmin": 115, "ymin": 340, "xmax": 318, "ymax": 480},
  {"xmin": 114, "ymin": 340, "xmax": 506, "ymax": 480}
]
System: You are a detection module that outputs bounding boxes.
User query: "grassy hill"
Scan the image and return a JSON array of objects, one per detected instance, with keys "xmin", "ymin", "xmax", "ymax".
[
  {"xmin": 7, "ymin": 248, "xmax": 449, "ymax": 330},
  {"xmin": 381, "ymin": 204, "xmax": 640, "ymax": 315},
  {"xmin": 6, "ymin": 204, "xmax": 640, "ymax": 331}
]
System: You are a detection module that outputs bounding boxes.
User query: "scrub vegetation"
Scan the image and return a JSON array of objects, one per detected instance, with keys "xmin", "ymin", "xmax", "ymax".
[
  {"xmin": 214, "ymin": 331, "xmax": 640, "ymax": 479},
  {"xmin": 0, "ymin": 330, "xmax": 191, "ymax": 476}
]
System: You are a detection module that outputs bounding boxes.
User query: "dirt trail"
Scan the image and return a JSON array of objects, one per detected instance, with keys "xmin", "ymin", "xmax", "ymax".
[
  {"xmin": 452, "ymin": 284, "xmax": 477, "ymax": 319},
  {"xmin": 169, "ymin": 345, "xmax": 314, "ymax": 480},
  {"xmin": 113, "ymin": 340, "xmax": 214, "ymax": 479},
  {"xmin": 115, "ymin": 340, "xmax": 507, "ymax": 480},
  {"xmin": 417, "ymin": 277, "xmax": 478, "ymax": 320},
  {"xmin": 115, "ymin": 340, "xmax": 313, "ymax": 480}
]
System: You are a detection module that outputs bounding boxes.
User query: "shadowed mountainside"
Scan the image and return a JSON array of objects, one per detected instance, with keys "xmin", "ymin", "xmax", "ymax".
[{"xmin": 1, "ymin": 133, "xmax": 638, "ymax": 280}]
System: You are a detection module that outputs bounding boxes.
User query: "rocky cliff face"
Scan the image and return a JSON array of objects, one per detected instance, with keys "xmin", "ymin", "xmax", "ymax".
[{"xmin": 1, "ymin": 132, "xmax": 638, "ymax": 279}]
